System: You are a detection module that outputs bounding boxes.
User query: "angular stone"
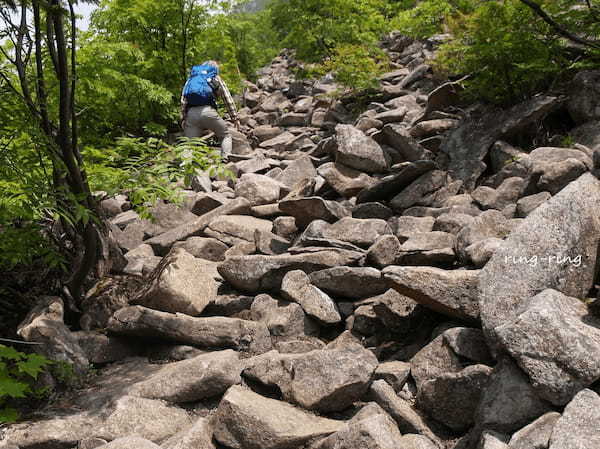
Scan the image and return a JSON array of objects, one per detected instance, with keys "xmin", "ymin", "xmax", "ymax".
[
  {"xmin": 509, "ymin": 412, "xmax": 560, "ymax": 449},
  {"xmin": 312, "ymin": 413, "xmax": 402, "ymax": 449},
  {"xmin": 74, "ymin": 331, "xmax": 139, "ymax": 365},
  {"xmin": 410, "ymin": 118, "xmax": 458, "ymax": 138},
  {"xmin": 162, "ymin": 417, "xmax": 215, "ymax": 449},
  {"xmin": 390, "ymin": 170, "xmax": 447, "ymax": 211},
  {"xmin": 356, "ymin": 160, "xmax": 437, "ymax": 204},
  {"xmin": 390, "ymin": 216, "xmax": 435, "ymax": 242},
  {"xmin": 466, "ymin": 237, "xmax": 503, "ymax": 268},
  {"xmin": 273, "ymin": 216, "xmax": 298, "ymax": 239},
  {"xmin": 281, "ymin": 270, "xmax": 341, "ymax": 324},
  {"xmin": 95, "ymin": 437, "xmax": 162, "ymax": 449},
  {"xmin": 108, "ymin": 306, "xmax": 272, "ymax": 354},
  {"xmin": 205, "ymin": 215, "xmax": 273, "ymax": 246},
  {"xmin": 251, "ymin": 294, "xmax": 318, "ymax": 337},
  {"xmin": 537, "ymin": 158, "xmax": 588, "ymax": 195},
  {"xmin": 213, "ymin": 386, "xmax": 343, "ymax": 449},
  {"xmin": 279, "ymin": 197, "xmax": 351, "ymax": 229},
  {"xmin": 374, "ymin": 361, "xmax": 411, "ymax": 393},
  {"xmin": 567, "ymin": 70, "xmax": 600, "ymax": 124},
  {"xmin": 367, "ymin": 234, "xmax": 402, "ymax": 268},
  {"xmin": 128, "ymin": 350, "xmax": 240, "ymax": 403},
  {"xmin": 479, "ymin": 173, "xmax": 600, "ymax": 353},
  {"xmin": 234, "ymin": 173, "xmax": 282, "ymax": 206},
  {"xmin": 410, "ymin": 334, "xmax": 463, "ymax": 389},
  {"xmin": 383, "ymin": 266, "xmax": 480, "ymax": 323},
  {"xmin": 310, "ymin": 267, "xmax": 387, "ymax": 300},
  {"xmin": 335, "ymin": 124, "xmax": 390, "ymax": 173},
  {"xmin": 275, "ymin": 155, "xmax": 318, "ymax": 189},
  {"xmin": 397, "ymin": 231, "xmax": 456, "ymax": 265},
  {"xmin": 322, "ymin": 217, "xmax": 392, "ymax": 249},
  {"xmin": 457, "ymin": 210, "xmax": 510, "ymax": 262},
  {"xmin": 476, "ymin": 358, "xmax": 552, "ymax": 434},
  {"xmin": 173, "ymin": 237, "xmax": 228, "ymax": 262},
  {"xmin": 318, "ymin": 162, "xmax": 377, "ymax": 197},
  {"xmin": 131, "ymin": 248, "xmax": 217, "ymax": 316},
  {"xmin": 433, "ymin": 212, "xmax": 474, "ymax": 235},
  {"xmin": 442, "ymin": 327, "xmax": 493, "ymax": 364},
  {"xmin": 243, "ymin": 346, "xmax": 378, "ymax": 412},
  {"xmin": 382, "ymin": 124, "xmax": 433, "ymax": 161},
  {"xmin": 417, "ymin": 364, "xmax": 492, "ymax": 431},
  {"xmin": 442, "ymin": 95, "xmax": 560, "ymax": 190},
  {"xmin": 495, "ymin": 289, "xmax": 600, "ymax": 406},
  {"xmin": 472, "ymin": 177, "xmax": 525, "ymax": 211},
  {"xmin": 478, "ymin": 431, "xmax": 510, "ymax": 449},
  {"xmin": 548, "ymin": 389, "xmax": 600, "ymax": 449},
  {"xmin": 516, "ymin": 192, "xmax": 551, "ymax": 218},
  {"xmin": 352, "ymin": 202, "xmax": 393, "ymax": 220},
  {"xmin": 218, "ymin": 250, "xmax": 363, "ymax": 292}
]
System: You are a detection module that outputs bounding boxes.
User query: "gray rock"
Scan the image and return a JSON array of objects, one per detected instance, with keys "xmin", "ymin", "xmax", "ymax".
[
  {"xmin": 17, "ymin": 296, "xmax": 89, "ymax": 374},
  {"xmin": 442, "ymin": 327, "xmax": 493, "ymax": 364},
  {"xmin": 495, "ymin": 289, "xmax": 600, "ymax": 406},
  {"xmin": 433, "ymin": 212, "xmax": 474, "ymax": 235},
  {"xmin": 234, "ymin": 173, "xmax": 282, "ymax": 206},
  {"xmin": 131, "ymin": 248, "xmax": 217, "ymax": 316},
  {"xmin": 312, "ymin": 413, "xmax": 402, "ymax": 449},
  {"xmin": 128, "ymin": 350, "xmax": 240, "ymax": 403},
  {"xmin": 274, "ymin": 337, "xmax": 326, "ymax": 354},
  {"xmin": 279, "ymin": 197, "xmax": 351, "ymax": 229},
  {"xmin": 537, "ymin": 157, "xmax": 588, "ymax": 195},
  {"xmin": 397, "ymin": 434, "xmax": 438, "ymax": 449},
  {"xmin": 254, "ymin": 230, "xmax": 291, "ymax": 255},
  {"xmin": 567, "ymin": 70, "xmax": 600, "ymax": 124},
  {"xmin": 322, "ymin": 217, "xmax": 392, "ymax": 249},
  {"xmin": 357, "ymin": 160, "xmax": 437, "ymax": 204},
  {"xmin": 374, "ymin": 361, "xmax": 411, "ymax": 393},
  {"xmin": 382, "ymin": 124, "xmax": 433, "ymax": 161},
  {"xmin": 95, "ymin": 437, "xmax": 161, "ymax": 449},
  {"xmin": 352, "ymin": 202, "xmax": 393, "ymax": 220},
  {"xmin": 457, "ymin": 210, "xmax": 510, "ymax": 262},
  {"xmin": 273, "ymin": 216, "xmax": 298, "ymax": 239},
  {"xmin": 108, "ymin": 306, "xmax": 272, "ymax": 354},
  {"xmin": 383, "ymin": 266, "xmax": 480, "ymax": 323},
  {"xmin": 367, "ymin": 234, "xmax": 402, "ymax": 268},
  {"xmin": 515, "ymin": 192, "xmax": 551, "ymax": 218},
  {"xmin": 369, "ymin": 380, "xmax": 440, "ymax": 446},
  {"xmin": 251, "ymin": 294, "xmax": 318, "ymax": 337},
  {"xmin": 477, "ymin": 431, "xmax": 510, "ymax": 449},
  {"xmin": 275, "ymin": 155, "xmax": 318, "ymax": 189},
  {"xmin": 281, "ymin": 270, "xmax": 341, "ymax": 324},
  {"xmin": 218, "ymin": 250, "xmax": 363, "ymax": 292},
  {"xmin": 162, "ymin": 417, "xmax": 215, "ymax": 449},
  {"xmin": 479, "ymin": 173, "xmax": 600, "ymax": 353},
  {"xmin": 145, "ymin": 197, "xmax": 250, "ymax": 256},
  {"xmin": 417, "ymin": 364, "xmax": 493, "ymax": 431},
  {"xmin": 0, "ymin": 395, "xmax": 192, "ymax": 448},
  {"xmin": 466, "ymin": 237, "xmax": 503, "ymax": 268},
  {"xmin": 472, "ymin": 177, "xmax": 524, "ymax": 211},
  {"xmin": 335, "ymin": 124, "xmax": 390, "ymax": 173},
  {"xmin": 548, "ymin": 389, "xmax": 600, "ymax": 449},
  {"xmin": 390, "ymin": 216, "xmax": 435, "ymax": 241},
  {"xmin": 410, "ymin": 334, "xmax": 463, "ymax": 389},
  {"xmin": 318, "ymin": 162, "xmax": 377, "ymax": 197},
  {"xmin": 476, "ymin": 358, "xmax": 552, "ymax": 434},
  {"xmin": 189, "ymin": 192, "xmax": 227, "ymax": 216},
  {"xmin": 205, "ymin": 215, "xmax": 273, "ymax": 246},
  {"xmin": 509, "ymin": 412, "xmax": 560, "ymax": 449},
  {"xmin": 173, "ymin": 237, "xmax": 228, "ymax": 262},
  {"xmin": 310, "ymin": 267, "xmax": 388, "ymax": 299},
  {"xmin": 243, "ymin": 346, "xmax": 378, "ymax": 412},
  {"xmin": 390, "ymin": 170, "xmax": 447, "ymax": 211},
  {"xmin": 411, "ymin": 118, "xmax": 458, "ymax": 138},
  {"xmin": 397, "ymin": 231, "xmax": 456, "ymax": 265},
  {"xmin": 213, "ymin": 385, "xmax": 343, "ymax": 449},
  {"xmin": 442, "ymin": 95, "xmax": 560, "ymax": 190},
  {"xmin": 572, "ymin": 120, "xmax": 600, "ymax": 151},
  {"xmin": 74, "ymin": 331, "xmax": 139, "ymax": 365}
]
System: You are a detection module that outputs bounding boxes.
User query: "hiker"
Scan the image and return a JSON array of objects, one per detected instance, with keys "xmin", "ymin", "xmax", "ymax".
[{"xmin": 180, "ymin": 60, "xmax": 239, "ymax": 161}]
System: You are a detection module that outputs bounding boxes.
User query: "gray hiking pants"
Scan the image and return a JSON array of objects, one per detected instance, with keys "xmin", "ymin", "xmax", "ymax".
[{"xmin": 184, "ymin": 105, "xmax": 232, "ymax": 159}]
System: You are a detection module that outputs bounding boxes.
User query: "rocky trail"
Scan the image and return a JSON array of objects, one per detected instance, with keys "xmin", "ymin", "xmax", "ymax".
[{"xmin": 3, "ymin": 32, "xmax": 600, "ymax": 449}]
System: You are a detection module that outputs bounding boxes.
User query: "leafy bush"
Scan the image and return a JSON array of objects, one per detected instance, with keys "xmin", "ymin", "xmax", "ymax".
[
  {"xmin": 85, "ymin": 136, "xmax": 234, "ymax": 219},
  {"xmin": 0, "ymin": 345, "xmax": 52, "ymax": 423}
]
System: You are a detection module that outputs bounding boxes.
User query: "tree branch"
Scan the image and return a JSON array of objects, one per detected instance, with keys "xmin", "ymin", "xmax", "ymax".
[{"xmin": 518, "ymin": 0, "xmax": 600, "ymax": 49}]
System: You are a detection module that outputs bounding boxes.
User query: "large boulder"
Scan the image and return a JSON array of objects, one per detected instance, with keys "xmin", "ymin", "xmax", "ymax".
[
  {"xmin": 212, "ymin": 386, "xmax": 343, "ymax": 449},
  {"xmin": 218, "ymin": 250, "xmax": 363, "ymax": 292},
  {"xmin": 281, "ymin": 270, "xmax": 342, "ymax": 324},
  {"xmin": 108, "ymin": 306, "xmax": 272, "ymax": 354},
  {"xmin": 441, "ymin": 95, "xmax": 560, "ymax": 190},
  {"xmin": 548, "ymin": 389, "xmax": 600, "ymax": 449},
  {"xmin": 131, "ymin": 248, "xmax": 217, "ymax": 316},
  {"xmin": 383, "ymin": 266, "xmax": 480, "ymax": 323},
  {"xmin": 243, "ymin": 346, "xmax": 378, "ymax": 412},
  {"xmin": 335, "ymin": 124, "xmax": 390, "ymax": 173},
  {"xmin": 495, "ymin": 289, "xmax": 600, "ymax": 405},
  {"xmin": 479, "ymin": 173, "xmax": 600, "ymax": 353},
  {"xmin": 17, "ymin": 296, "xmax": 89, "ymax": 374},
  {"xmin": 128, "ymin": 350, "xmax": 241, "ymax": 403}
]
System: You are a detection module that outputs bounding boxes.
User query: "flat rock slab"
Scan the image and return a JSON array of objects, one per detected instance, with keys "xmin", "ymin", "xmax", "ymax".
[
  {"xmin": 479, "ymin": 173, "xmax": 600, "ymax": 353},
  {"xmin": 279, "ymin": 197, "xmax": 351, "ymax": 229},
  {"xmin": 495, "ymin": 289, "xmax": 600, "ymax": 406},
  {"xmin": 243, "ymin": 346, "xmax": 378, "ymax": 412},
  {"xmin": 218, "ymin": 250, "xmax": 363, "ymax": 292},
  {"xmin": 548, "ymin": 389, "xmax": 600, "ymax": 449},
  {"xmin": 335, "ymin": 124, "xmax": 390, "ymax": 173},
  {"xmin": 310, "ymin": 267, "xmax": 388, "ymax": 299},
  {"xmin": 213, "ymin": 385, "xmax": 344, "ymax": 449},
  {"xmin": 383, "ymin": 266, "xmax": 480, "ymax": 323},
  {"xmin": 281, "ymin": 270, "xmax": 341, "ymax": 324},
  {"xmin": 108, "ymin": 306, "xmax": 272, "ymax": 354}
]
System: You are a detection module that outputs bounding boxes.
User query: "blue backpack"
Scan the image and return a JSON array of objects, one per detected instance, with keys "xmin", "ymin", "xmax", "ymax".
[{"xmin": 183, "ymin": 64, "xmax": 219, "ymax": 107}]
